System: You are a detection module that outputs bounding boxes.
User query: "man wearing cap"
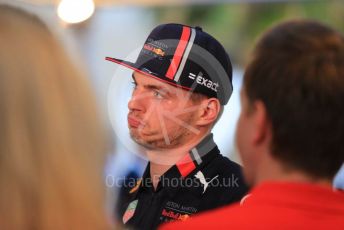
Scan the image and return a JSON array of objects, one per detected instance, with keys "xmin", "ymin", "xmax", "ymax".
[
  {"xmin": 160, "ymin": 20, "xmax": 344, "ymax": 230},
  {"xmin": 106, "ymin": 23, "xmax": 248, "ymax": 230}
]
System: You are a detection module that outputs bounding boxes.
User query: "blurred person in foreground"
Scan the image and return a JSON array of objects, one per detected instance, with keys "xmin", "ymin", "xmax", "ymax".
[
  {"xmin": 0, "ymin": 5, "xmax": 110, "ymax": 229},
  {"xmin": 161, "ymin": 19, "xmax": 344, "ymax": 229},
  {"xmin": 106, "ymin": 23, "xmax": 248, "ymax": 229}
]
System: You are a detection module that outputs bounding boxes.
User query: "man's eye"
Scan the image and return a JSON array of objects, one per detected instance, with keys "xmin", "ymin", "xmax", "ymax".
[{"xmin": 153, "ymin": 90, "xmax": 163, "ymax": 99}]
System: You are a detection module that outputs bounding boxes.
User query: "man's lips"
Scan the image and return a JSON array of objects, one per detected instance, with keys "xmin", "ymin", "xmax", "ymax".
[{"xmin": 128, "ymin": 116, "xmax": 143, "ymax": 128}]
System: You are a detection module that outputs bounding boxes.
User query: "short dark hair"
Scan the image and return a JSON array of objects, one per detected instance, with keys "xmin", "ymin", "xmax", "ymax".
[
  {"xmin": 189, "ymin": 91, "xmax": 209, "ymax": 103},
  {"xmin": 244, "ymin": 20, "xmax": 344, "ymax": 179}
]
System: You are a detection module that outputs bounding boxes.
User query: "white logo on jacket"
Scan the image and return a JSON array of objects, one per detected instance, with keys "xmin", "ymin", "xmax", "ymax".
[{"xmin": 194, "ymin": 171, "xmax": 219, "ymax": 194}]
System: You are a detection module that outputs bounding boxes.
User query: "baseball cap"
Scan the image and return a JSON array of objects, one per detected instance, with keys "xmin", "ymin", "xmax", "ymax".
[{"xmin": 106, "ymin": 23, "xmax": 233, "ymax": 105}]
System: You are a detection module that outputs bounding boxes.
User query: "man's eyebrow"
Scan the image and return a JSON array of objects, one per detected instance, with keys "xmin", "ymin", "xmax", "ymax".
[
  {"xmin": 132, "ymin": 73, "xmax": 173, "ymax": 95},
  {"xmin": 145, "ymin": 84, "xmax": 170, "ymax": 94}
]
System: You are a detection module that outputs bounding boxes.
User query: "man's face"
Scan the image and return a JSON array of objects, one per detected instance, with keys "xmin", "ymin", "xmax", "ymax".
[{"xmin": 127, "ymin": 72, "xmax": 202, "ymax": 150}]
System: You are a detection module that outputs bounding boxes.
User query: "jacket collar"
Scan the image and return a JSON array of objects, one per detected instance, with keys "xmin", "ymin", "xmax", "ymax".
[{"xmin": 138, "ymin": 133, "xmax": 219, "ymax": 193}]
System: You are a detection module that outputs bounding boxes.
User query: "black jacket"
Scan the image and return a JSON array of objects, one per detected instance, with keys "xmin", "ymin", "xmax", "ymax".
[{"xmin": 118, "ymin": 134, "xmax": 248, "ymax": 230}]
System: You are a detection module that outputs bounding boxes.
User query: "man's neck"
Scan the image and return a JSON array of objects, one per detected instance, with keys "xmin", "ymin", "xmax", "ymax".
[
  {"xmin": 254, "ymin": 155, "xmax": 333, "ymax": 187},
  {"xmin": 147, "ymin": 133, "xmax": 209, "ymax": 190}
]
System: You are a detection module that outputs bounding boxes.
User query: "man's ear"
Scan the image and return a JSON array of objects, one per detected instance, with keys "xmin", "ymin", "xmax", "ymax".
[
  {"xmin": 195, "ymin": 98, "xmax": 221, "ymax": 126},
  {"xmin": 252, "ymin": 100, "xmax": 271, "ymax": 145}
]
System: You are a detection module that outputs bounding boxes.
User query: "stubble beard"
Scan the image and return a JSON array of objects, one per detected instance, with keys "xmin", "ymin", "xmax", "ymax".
[{"xmin": 129, "ymin": 124, "xmax": 195, "ymax": 150}]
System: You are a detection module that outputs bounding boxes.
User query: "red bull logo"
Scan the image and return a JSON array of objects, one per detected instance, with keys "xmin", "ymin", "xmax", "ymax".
[
  {"xmin": 143, "ymin": 44, "xmax": 165, "ymax": 57},
  {"xmin": 161, "ymin": 209, "xmax": 190, "ymax": 221}
]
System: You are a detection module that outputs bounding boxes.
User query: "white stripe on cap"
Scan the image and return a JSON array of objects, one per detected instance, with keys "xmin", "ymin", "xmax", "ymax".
[{"xmin": 173, "ymin": 27, "xmax": 196, "ymax": 82}]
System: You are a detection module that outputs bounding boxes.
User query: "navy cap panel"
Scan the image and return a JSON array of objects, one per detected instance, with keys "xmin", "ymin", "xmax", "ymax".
[
  {"xmin": 193, "ymin": 28, "xmax": 233, "ymax": 83},
  {"xmin": 134, "ymin": 24, "xmax": 189, "ymax": 83},
  {"xmin": 148, "ymin": 24, "xmax": 185, "ymax": 41},
  {"xmin": 135, "ymin": 39, "xmax": 178, "ymax": 78},
  {"xmin": 176, "ymin": 43, "xmax": 231, "ymax": 104},
  {"xmin": 177, "ymin": 59, "xmax": 216, "ymax": 98}
]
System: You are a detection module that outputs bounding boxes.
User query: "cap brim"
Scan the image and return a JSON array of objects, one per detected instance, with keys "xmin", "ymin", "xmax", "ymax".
[
  {"xmin": 105, "ymin": 57, "xmax": 139, "ymax": 72},
  {"xmin": 105, "ymin": 56, "xmax": 192, "ymax": 91}
]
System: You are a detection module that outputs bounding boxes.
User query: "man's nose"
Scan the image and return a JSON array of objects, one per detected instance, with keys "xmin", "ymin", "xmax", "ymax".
[{"xmin": 128, "ymin": 89, "xmax": 145, "ymax": 112}]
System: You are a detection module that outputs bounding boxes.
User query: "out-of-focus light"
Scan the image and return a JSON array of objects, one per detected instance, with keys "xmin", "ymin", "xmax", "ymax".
[{"xmin": 57, "ymin": 0, "xmax": 95, "ymax": 24}]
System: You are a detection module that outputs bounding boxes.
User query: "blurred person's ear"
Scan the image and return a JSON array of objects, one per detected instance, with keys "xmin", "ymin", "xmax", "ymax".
[{"xmin": 195, "ymin": 98, "xmax": 221, "ymax": 126}]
